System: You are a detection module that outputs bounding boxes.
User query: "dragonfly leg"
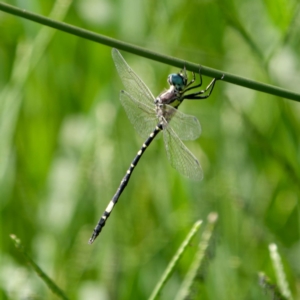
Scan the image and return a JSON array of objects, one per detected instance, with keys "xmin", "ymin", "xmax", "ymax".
[
  {"xmin": 182, "ymin": 64, "xmax": 196, "ymax": 89},
  {"xmin": 182, "ymin": 70, "xmax": 224, "ymax": 100},
  {"xmin": 184, "ymin": 66, "xmax": 203, "ymax": 92}
]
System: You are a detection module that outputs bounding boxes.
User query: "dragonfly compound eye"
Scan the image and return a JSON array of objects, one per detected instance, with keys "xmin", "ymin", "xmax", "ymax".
[{"xmin": 168, "ymin": 74, "xmax": 186, "ymax": 91}]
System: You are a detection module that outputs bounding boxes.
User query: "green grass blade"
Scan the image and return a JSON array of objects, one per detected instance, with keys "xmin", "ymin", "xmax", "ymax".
[
  {"xmin": 269, "ymin": 244, "xmax": 293, "ymax": 300},
  {"xmin": 10, "ymin": 235, "xmax": 69, "ymax": 300},
  {"xmin": 148, "ymin": 220, "xmax": 202, "ymax": 300},
  {"xmin": 227, "ymin": 100, "xmax": 300, "ymax": 190},
  {"xmin": 215, "ymin": 0, "xmax": 264, "ymax": 62},
  {"xmin": 0, "ymin": 0, "xmax": 73, "ymax": 194},
  {"xmin": 0, "ymin": 2, "xmax": 299, "ymax": 101},
  {"xmin": 265, "ymin": 4, "xmax": 300, "ymax": 65},
  {"xmin": 175, "ymin": 213, "xmax": 218, "ymax": 300}
]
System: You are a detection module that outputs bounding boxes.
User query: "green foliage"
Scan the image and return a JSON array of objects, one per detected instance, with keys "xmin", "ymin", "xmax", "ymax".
[{"xmin": 0, "ymin": 0, "xmax": 299, "ymax": 299}]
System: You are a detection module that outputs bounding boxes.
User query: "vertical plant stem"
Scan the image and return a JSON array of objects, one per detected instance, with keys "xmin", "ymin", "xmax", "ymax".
[
  {"xmin": 148, "ymin": 220, "xmax": 202, "ymax": 300},
  {"xmin": 10, "ymin": 235, "xmax": 69, "ymax": 300}
]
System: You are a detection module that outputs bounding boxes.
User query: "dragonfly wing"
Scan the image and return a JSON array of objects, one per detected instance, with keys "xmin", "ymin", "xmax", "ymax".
[
  {"xmin": 165, "ymin": 105, "xmax": 201, "ymax": 141},
  {"xmin": 120, "ymin": 90, "xmax": 158, "ymax": 139},
  {"xmin": 163, "ymin": 126, "xmax": 203, "ymax": 181},
  {"xmin": 112, "ymin": 48, "xmax": 155, "ymax": 107}
]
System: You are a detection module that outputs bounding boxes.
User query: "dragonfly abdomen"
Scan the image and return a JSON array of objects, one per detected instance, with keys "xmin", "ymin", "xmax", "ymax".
[{"xmin": 89, "ymin": 125, "xmax": 162, "ymax": 244}]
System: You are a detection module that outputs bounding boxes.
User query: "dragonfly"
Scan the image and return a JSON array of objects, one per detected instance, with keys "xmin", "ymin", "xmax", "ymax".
[{"xmin": 89, "ymin": 48, "xmax": 223, "ymax": 244}]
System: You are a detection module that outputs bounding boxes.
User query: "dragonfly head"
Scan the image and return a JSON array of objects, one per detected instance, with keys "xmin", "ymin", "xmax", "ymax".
[{"xmin": 167, "ymin": 73, "xmax": 187, "ymax": 92}]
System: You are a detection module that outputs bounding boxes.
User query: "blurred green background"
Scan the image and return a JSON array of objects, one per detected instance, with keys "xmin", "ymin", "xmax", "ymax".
[{"xmin": 1, "ymin": 0, "xmax": 300, "ymax": 299}]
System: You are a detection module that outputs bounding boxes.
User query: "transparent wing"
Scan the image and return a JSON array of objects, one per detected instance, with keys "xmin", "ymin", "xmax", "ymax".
[
  {"xmin": 165, "ymin": 105, "xmax": 201, "ymax": 141},
  {"xmin": 120, "ymin": 90, "xmax": 159, "ymax": 139},
  {"xmin": 112, "ymin": 48, "xmax": 155, "ymax": 107},
  {"xmin": 163, "ymin": 126, "xmax": 203, "ymax": 181}
]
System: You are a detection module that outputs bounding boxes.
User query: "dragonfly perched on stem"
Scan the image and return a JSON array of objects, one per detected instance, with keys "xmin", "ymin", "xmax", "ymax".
[{"xmin": 89, "ymin": 48, "xmax": 223, "ymax": 244}]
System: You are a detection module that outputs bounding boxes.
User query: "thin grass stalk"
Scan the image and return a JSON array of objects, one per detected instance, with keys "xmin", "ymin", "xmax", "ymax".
[
  {"xmin": 10, "ymin": 235, "xmax": 69, "ymax": 300},
  {"xmin": 148, "ymin": 220, "xmax": 202, "ymax": 300},
  {"xmin": 0, "ymin": 2, "xmax": 299, "ymax": 101},
  {"xmin": 269, "ymin": 244, "xmax": 293, "ymax": 300},
  {"xmin": 174, "ymin": 212, "xmax": 218, "ymax": 300}
]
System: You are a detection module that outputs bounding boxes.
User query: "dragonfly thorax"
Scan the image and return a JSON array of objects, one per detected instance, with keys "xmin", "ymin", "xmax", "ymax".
[{"xmin": 155, "ymin": 85, "xmax": 181, "ymax": 107}]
